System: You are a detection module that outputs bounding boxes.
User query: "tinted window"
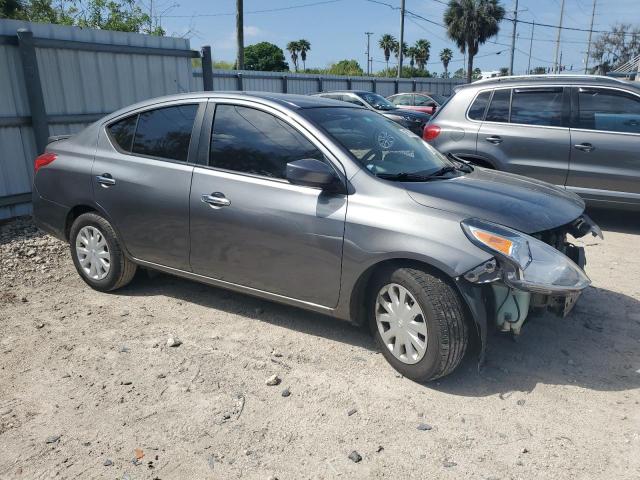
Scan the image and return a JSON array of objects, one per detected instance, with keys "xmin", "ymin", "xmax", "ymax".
[
  {"xmin": 415, "ymin": 95, "xmax": 435, "ymax": 106},
  {"xmin": 210, "ymin": 105, "xmax": 324, "ymax": 179},
  {"xmin": 511, "ymin": 88, "xmax": 563, "ymax": 126},
  {"xmin": 485, "ymin": 89, "xmax": 511, "ymax": 123},
  {"xmin": 576, "ymin": 88, "xmax": 640, "ymax": 133},
  {"xmin": 108, "ymin": 115, "xmax": 137, "ymax": 151},
  {"xmin": 132, "ymin": 104, "xmax": 198, "ymax": 162},
  {"xmin": 341, "ymin": 95, "xmax": 366, "ymax": 106},
  {"xmin": 468, "ymin": 91, "xmax": 491, "ymax": 120},
  {"xmin": 391, "ymin": 94, "xmax": 414, "ymax": 106}
]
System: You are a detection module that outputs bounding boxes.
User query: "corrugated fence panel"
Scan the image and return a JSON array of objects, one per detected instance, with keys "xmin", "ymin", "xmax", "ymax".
[
  {"xmin": 0, "ymin": 18, "xmax": 196, "ymax": 219},
  {"xmin": 375, "ymin": 81, "xmax": 396, "ymax": 97}
]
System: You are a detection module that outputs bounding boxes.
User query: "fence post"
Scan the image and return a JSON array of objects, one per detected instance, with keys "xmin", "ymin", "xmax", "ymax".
[
  {"xmin": 317, "ymin": 76, "xmax": 323, "ymax": 92},
  {"xmin": 237, "ymin": 72, "xmax": 243, "ymax": 91},
  {"xmin": 372, "ymin": 78, "xmax": 377, "ymax": 93},
  {"xmin": 412, "ymin": 79, "xmax": 417, "ymax": 92},
  {"xmin": 346, "ymin": 77, "xmax": 352, "ymax": 90},
  {"xmin": 394, "ymin": 79, "xmax": 399, "ymax": 94},
  {"xmin": 201, "ymin": 45, "xmax": 213, "ymax": 91},
  {"xmin": 16, "ymin": 29, "xmax": 48, "ymax": 154},
  {"xmin": 282, "ymin": 75, "xmax": 288, "ymax": 93}
]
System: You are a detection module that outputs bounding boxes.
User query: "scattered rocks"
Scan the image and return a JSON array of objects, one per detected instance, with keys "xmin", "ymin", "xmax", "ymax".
[
  {"xmin": 0, "ymin": 407, "xmax": 12, "ymax": 416},
  {"xmin": 348, "ymin": 451, "xmax": 362, "ymax": 463},
  {"xmin": 417, "ymin": 423, "xmax": 432, "ymax": 431},
  {"xmin": 206, "ymin": 454, "xmax": 216, "ymax": 471},
  {"xmin": 103, "ymin": 459, "xmax": 113, "ymax": 466},
  {"xmin": 443, "ymin": 460, "xmax": 457, "ymax": 468},
  {"xmin": 167, "ymin": 337, "xmax": 182, "ymax": 347},
  {"xmin": 281, "ymin": 387, "xmax": 291, "ymax": 397},
  {"xmin": 45, "ymin": 434, "xmax": 61, "ymax": 444},
  {"xmin": 521, "ymin": 447, "xmax": 529, "ymax": 454},
  {"xmin": 376, "ymin": 445, "xmax": 384, "ymax": 453},
  {"xmin": 347, "ymin": 408, "xmax": 358, "ymax": 416},
  {"xmin": 517, "ymin": 399, "xmax": 526, "ymax": 406},
  {"xmin": 266, "ymin": 374, "xmax": 281, "ymax": 386},
  {"xmin": 121, "ymin": 380, "xmax": 133, "ymax": 386},
  {"xmin": 35, "ymin": 322, "xmax": 45, "ymax": 329}
]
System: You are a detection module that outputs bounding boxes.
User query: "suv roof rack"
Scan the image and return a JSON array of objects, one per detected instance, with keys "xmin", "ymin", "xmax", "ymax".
[{"xmin": 471, "ymin": 74, "xmax": 629, "ymax": 85}]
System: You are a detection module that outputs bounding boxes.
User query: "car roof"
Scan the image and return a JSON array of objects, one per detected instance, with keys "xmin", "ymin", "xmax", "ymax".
[
  {"xmin": 315, "ymin": 90, "xmax": 377, "ymax": 95},
  {"xmin": 458, "ymin": 74, "xmax": 640, "ymax": 91}
]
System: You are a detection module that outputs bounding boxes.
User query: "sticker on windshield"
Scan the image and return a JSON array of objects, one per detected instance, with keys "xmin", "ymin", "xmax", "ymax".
[{"xmin": 377, "ymin": 130, "xmax": 395, "ymax": 149}]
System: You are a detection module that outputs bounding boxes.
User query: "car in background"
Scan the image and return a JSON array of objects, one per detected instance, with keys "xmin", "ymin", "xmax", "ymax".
[
  {"xmin": 387, "ymin": 92, "xmax": 449, "ymax": 115},
  {"xmin": 311, "ymin": 90, "xmax": 430, "ymax": 135},
  {"xmin": 424, "ymin": 75, "xmax": 640, "ymax": 209}
]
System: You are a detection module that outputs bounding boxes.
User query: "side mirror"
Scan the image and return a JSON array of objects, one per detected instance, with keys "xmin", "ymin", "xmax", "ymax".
[{"xmin": 286, "ymin": 159, "xmax": 339, "ymax": 190}]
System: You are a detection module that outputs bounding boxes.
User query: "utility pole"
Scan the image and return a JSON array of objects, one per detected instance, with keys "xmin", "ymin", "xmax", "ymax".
[
  {"xmin": 509, "ymin": 0, "xmax": 519, "ymax": 75},
  {"xmin": 236, "ymin": 0, "xmax": 244, "ymax": 70},
  {"xmin": 365, "ymin": 32, "xmax": 373, "ymax": 75},
  {"xmin": 584, "ymin": 0, "xmax": 596, "ymax": 74},
  {"xmin": 553, "ymin": 0, "xmax": 565, "ymax": 74},
  {"xmin": 397, "ymin": 0, "xmax": 405, "ymax": 78},
  {"xmin": 527, "ymin": 21, "xmax": 534, "ymax": 74}
]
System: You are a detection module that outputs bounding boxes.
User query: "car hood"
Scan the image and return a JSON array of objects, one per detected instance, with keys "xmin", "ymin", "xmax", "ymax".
[{"xmin": 403, "ymin": 167, "xmax": 585, "ymax": 234}]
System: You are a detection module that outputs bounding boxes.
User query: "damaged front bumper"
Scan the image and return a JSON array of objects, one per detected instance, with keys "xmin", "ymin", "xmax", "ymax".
[{"xmin": 460, "ymin": 214, "xmax": 602, "ymax": 336}]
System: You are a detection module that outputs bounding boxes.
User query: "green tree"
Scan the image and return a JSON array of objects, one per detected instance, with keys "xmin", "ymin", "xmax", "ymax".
[
  {"xmin": 452, "ymin": 67, "xmax": 465, "ymax": 79},
  {"xmin": 440, "ymin": 48, "xmax": 453, "ymax": 77},
  {"xmin": 1, "ymin": 0, "xmax": 24, "ymax": 18},
  {"xmin": 393, "ymin": 40, "xmax": 408, "ymax": 61},
  {"xmin": 286, "ymin": 41, "xmax": 300, "ymax": 72},
  {"xmin": 378, "ymin": 34, "xmax": 396, "ymax": 73},
  {"xmin": 472, "ymin": 67, "xmax": 482, "ymax": 79},
  {"xmin": 406, "ymin": 46, "xmax": 418, "ymax": 68},
  {"xmin": 327, "ymin": 59, "xmax": 363, "ymax": 76},
  {"xmin": 499, "ymin": 66, "xmax": 508, "ymax": 76},
  {"xmin": 414, "ymin": 39, "xmax": 431, "ymax": 71},
  {"xmin": 244, "ymin": 42, "xmax": 289, "ymax": 71},
  {"xmin": 298, "ymin": 39, "xmax": 311, "ymax": 71},
  {"xmin": 531, "ymin": 66, "xmax": 547, "ymax": 75},
  {"xmin": 444, "ymin": 0, "xmax": 505, "ymax": 83}
]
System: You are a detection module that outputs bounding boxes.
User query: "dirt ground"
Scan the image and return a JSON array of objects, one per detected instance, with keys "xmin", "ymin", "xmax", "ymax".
[{"xmin": 0, "ymin": 210, "xmax": 639, "ymax": 480}]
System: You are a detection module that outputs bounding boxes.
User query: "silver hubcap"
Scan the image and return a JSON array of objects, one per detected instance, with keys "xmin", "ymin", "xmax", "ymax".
[
  {"xmin": 75, "ymin": 226, "xmax": 110, "ymax": 280},
  {"xmin": 375, "ymin": 283, "xmax": 428, "ymax": 364}
]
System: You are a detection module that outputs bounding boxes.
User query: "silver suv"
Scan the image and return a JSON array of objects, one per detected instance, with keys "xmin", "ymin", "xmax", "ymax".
[{"xmin": 424, "ymin": 75, "xmax": 640, "ymax": 209}]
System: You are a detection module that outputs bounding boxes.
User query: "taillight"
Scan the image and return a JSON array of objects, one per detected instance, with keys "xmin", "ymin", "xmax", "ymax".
[
  {"xmin": 34, "ymin": 152, "xmax": 57, "ymax": 173},
  {"xmin": 423, "ymin": 124, "xmax": 441, "ymax": 141}
]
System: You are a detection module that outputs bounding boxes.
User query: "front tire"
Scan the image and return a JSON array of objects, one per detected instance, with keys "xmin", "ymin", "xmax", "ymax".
[
  {"xmin": 69, "ymin": 213, "xmax": 137, "ymax": 292},
  {"xmin": 370, "ymin": 266, "xmax": 469, "ymax": 381}
]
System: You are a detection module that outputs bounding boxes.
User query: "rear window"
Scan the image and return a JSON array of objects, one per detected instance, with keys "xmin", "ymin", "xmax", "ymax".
[
  {"xmin": 485, "ymin": 89, "xmax": 511, "ymax": 123},
  {"xmin": 108, "ymin": 115, "xmax": 137, "ymax": 151},
  {"xmin": 428, "ymin": 92, "xmax": 455, "ymax": 120},
  {"xmin": 468, "ymin": 91, "xmax": 491, "ymax": 121}
]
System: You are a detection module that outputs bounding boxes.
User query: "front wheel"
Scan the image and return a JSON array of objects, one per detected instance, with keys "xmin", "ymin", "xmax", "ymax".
[
  {"xmin": 370, "ymin": 267, "xmax": 469, "ymax": 381},
  {"xmin": 69, "ymin": 212, "xmax": 137, "ymax": 292}
]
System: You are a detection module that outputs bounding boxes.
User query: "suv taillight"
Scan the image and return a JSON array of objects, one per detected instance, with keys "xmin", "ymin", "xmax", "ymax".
[
  {"xmin": 423, "ymin": 125, "xmax": 441, "ymax": 141},
  {"xmin": 34, "ymin": 152, "xmax": 57, "ymax": 173}
]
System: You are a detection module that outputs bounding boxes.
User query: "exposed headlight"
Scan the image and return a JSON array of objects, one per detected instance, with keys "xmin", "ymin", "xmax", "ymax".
[{"xmin": 461, "ymin": 218, "xmax": 591, "ymax": 294}]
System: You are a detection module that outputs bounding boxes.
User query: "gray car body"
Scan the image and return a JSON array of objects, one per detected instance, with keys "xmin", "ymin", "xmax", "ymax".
[
  {"xmin": 427, "ymin": 75, "xmax": 640, "ymax": 209},
  {"xmin": 32, "ymin": 91, "xmax": 586, "ymax": 352}
]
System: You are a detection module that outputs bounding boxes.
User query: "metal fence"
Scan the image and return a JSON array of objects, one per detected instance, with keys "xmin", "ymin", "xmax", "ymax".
[
  {"xmin": 191, "ymin": 68, "xmax": 464, "ymax": 97},
  {"xmin": 0, "ymin": 19, "xmax": 198, "ymax": 220}
]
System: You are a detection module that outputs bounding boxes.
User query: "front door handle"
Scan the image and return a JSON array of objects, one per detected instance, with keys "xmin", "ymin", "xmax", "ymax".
[
  {"xmin": 574, "ymin": 143, "xmax": 595, "ymax": 152},
  {"xmin": 201, "ymin": 193, "xmax": 231, "ymax": 208},
  {"xmin": 96, "ymin": 174, "xmax": 116, "ymax": 187},
  {"xmin": 485, "ymin": 135, "xmax": 503, "ymax": 144}
]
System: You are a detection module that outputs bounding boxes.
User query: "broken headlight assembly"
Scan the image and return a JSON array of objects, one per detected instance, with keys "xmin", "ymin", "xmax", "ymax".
[{"xmin": 461, "ymin": 218, "xmax": 591, "ymax": 294}]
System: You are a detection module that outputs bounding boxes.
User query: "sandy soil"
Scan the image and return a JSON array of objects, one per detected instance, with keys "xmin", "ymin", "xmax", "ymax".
[{"xmin": 1, "ymin": 210, "xmax": 639, "ymax": 480}]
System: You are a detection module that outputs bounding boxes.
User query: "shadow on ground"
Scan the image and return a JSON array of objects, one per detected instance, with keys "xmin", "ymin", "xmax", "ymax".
[
  {"xmin": 587, "ymin": 207, "xmax": 640, "ymax": 234},
  {"xmin": 120, "ymin": 271, "xmax": 640, "ymax": 397}
]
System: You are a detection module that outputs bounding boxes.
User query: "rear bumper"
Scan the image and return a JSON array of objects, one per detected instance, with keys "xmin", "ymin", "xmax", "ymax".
[{"xmin": 32, "ymin": 190, "xmax": 68, "ymax": 241}]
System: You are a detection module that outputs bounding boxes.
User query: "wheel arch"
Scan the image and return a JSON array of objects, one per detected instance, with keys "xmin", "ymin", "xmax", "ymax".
[{"xmin": 64, "ymin": 204, "xmax": 132, "ymax": 259}]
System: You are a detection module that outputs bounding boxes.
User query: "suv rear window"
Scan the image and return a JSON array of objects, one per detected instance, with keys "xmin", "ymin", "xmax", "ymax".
[
  {"xmin": 485, "ymin": 89, "xmax": 511, "ymax": 123},
  {"xmin": 468, "ymin": 91, "xmax": 491, "ymax": 120}
]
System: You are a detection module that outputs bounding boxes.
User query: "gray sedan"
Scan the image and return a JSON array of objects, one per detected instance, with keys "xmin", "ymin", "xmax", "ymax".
[{"xmin": 33, "ymin": 92, "xmax": 600, "ymax": 381}]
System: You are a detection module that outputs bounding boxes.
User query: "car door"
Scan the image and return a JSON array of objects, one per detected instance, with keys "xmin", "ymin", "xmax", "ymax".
[
  {"xmin": 567, "ymin": 86, "xmax": 640, "ymax": 206},
  {"xmin": 189, "ymin": 101, "xmax": 347, "ymax": 307},
  {"xmin": 476, "ymin": 86, "xmax": 570, "ymax": 186},
  {"xmin": 93, "ymin": 101, "xmax": 204, "ymax": 270}
]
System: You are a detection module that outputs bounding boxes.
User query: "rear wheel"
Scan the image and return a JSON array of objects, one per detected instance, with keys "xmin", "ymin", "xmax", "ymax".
[
  {"xmin": 370, "ymin": 266, "xmax": 469, "ymax": 381},
  {"xmin": 69, "ymin": 213, "xmax": 136, "ymax": 292}
]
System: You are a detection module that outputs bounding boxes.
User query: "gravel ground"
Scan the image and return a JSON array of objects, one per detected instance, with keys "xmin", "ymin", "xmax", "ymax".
[{"xmin": 1, "ymin": 211, "xmax": 639, "ymax": 480}]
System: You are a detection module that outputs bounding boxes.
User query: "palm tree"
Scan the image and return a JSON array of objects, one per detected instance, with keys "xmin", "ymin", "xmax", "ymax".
[
  {"xmin": 393, "ymin": 41, "xmax": 409, "ymax": 60},
  {"xmin": 406, "ymin": 46, "xmax": 418, "ymax": 68},
  {"xmin": 378, "ymin": 34, "xmax": 396, "ymax": 73},
  {"xmin": 298, "ymin": 39, "xmax": 311, "ymax": 71},
  {"xmin": 286, "ymin": 41, "xmax": 300, "ymax": 72},
  {"xmin": 444, "ymin": 0, "xmax": 505, "ymax": 83},
  {"xmin": 440, "ymin": 48, "xmax": 453, "ymax": 77},
  {"xmin": 414, "ymin": 39, "xmax": 431, "ymax": 71}
]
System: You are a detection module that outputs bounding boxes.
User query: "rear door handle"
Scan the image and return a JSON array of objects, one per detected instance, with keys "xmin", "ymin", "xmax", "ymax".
[
  {"xmin": 201, "ymin": 193, "xmax": 231, "ymax": 208},
  {"xmin": 574, "ymin": 143, "xmax": 595, "ymax": 152},
  {"xmin": 485, "ymin": 135, "xmax": 503, "ymax": 144},
  {"xmin": 96, "ymin": 174, "xmax": 116, "ymax": 187}
]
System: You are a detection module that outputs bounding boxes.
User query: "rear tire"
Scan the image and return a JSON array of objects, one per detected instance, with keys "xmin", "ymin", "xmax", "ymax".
[
  {"xmin": 69, "ymin": 213, "xmax": 136, "ymax": 292},
  {"xmin": 370, "ymin": 266, "xmax": 469, "ymax": 381}
]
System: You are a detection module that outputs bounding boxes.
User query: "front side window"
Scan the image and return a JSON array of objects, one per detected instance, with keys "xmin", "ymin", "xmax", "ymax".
[
  {"xmin": 303, "ymin": 107, "xmax": 450, "ymax": 177},
  {"xmin": 357, "ymin": 92, "xmax": 397, "ymax": 111},
  {"xmin": 414, "ymin": 95, "xmax": 435, "ymax": 106},
  {"xmin": 340, "ymin": 95, "xmax": 366, "ymax": 107},
  {"xmin": 132, "ymin": 104, "xmax": 198, "ymax": 162},
  {"xmin": 210, "ymin": 105, "xmax": 324, "ymax": 179},
  {"xmin": 511, "ymin": 88, "xmax": 563, "ymax": 126},
  {"xmin": 108, "ymin": 114, "xmax": 137, "ymax": 151},
  {"xmin": 576, "ymin": 87, "xmax": 640, "ymax": 133},
  {"xmin": 485, "ymin": 89, "xmax": 511, "ymax": 123},
  {"xmin": 391, "ymin": 94, "xmax": 414, "ymax": 106},
  {"xmin": 468, "ymin": 91, "xmax": 492, "ymax": 121}
]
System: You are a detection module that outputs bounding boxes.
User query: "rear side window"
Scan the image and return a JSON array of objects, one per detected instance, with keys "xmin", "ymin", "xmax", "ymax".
[
  {"xmin": 468, "ymin": 91, "xmax": 491, "ymax": 120},
  {"xmin": 511, "ymin": 88, "xmax": 563, "ymax": 126},
  {"xmin": 210, "ymin": 105, "xmax": 324, "ymax": 179},
  {"xmin": 132, "ymin": 104, "xmax": 198, "ymax": 162},
  {"xmin": 108, "ymin": 115, "xmax": 137, "ymax": 151},
  {"xmin": 485, "ymin": 89, "xmax": 511, "ymax": 123},
  {"xmin": 576, "ymin": 87, "xmax": 640, "ymax": 133}
]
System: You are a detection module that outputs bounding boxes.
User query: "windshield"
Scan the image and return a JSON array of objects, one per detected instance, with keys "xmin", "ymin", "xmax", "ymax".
[
  {"xmin": 303, "ymin": 107, "xmax": 451, "ymax": 178},
  {"xmin": 430, "ymin": 94, "xmax": 448, "ymax": 105},
  {"xmin": 357, "ymin": 92, "xmax": 397, "ymax": 111}
]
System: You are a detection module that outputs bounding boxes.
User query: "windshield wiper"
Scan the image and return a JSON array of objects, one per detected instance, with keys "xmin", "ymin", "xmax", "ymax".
[{"xmin": 375, "ymin": 167, "xmax": 457, "ymax": 182}]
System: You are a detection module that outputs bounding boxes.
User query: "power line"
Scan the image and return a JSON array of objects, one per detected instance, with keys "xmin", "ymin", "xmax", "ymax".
[{"xmin": 162, "ymin": 0, "xmax": 343, "ymax": 18}]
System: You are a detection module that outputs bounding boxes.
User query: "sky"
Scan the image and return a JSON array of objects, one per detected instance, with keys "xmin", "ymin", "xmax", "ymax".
[{"xmin": 154, "ymin": 0, "xmax": 640, "ymax": 75}]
